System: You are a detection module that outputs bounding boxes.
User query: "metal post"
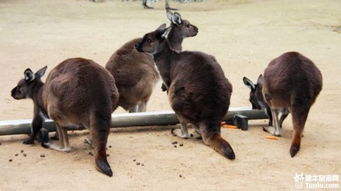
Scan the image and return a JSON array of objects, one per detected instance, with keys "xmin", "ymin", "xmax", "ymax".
[{"xmin": 0, "ymin": 107, "xmax": 267, "ymax": 136}]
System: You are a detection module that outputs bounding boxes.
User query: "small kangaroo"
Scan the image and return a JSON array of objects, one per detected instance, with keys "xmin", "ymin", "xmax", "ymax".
[
  {"xmin": 243, "ymin": 75, "xmax": 289, "ymax": 128},
  {"xmin": 253, "ymin": 52, "xmax": 322, "ymax": 157},
  {"xmin": 11, "ymin": 58, "xmax": 119, "ymax": 176},
  {"xmin": 136, "ymin": 25, "xmax": 235, "ymax": 159},
  {"xmin": 105, "ymin": 10, "xmax": 198, "ymax": 112}
]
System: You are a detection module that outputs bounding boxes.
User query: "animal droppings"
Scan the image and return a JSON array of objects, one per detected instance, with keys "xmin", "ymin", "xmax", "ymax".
[
  {"xmin": 20, "ymin": 150, "xmax": 24, "ymax": 153},
  {"xmin": 9, "ymin": 159, "xmax": 13, "ymax": 162},
  {"xmin": 88, "ymin": 152, "xmax": 94, "ymax": 156},
  {"xmin": 172, "ymin": 141, "xmax": 178, "ymax": 145},
  {"xmin": 179, "ymin": 144, "xmax": 183, "ymax": 147},
  {"xmin": 106, "ymin": 154, "xmax": 110, "ymax": 157},
  {"xmin": 108, "ymin": 145, "xmax": 112, "ymax": 148},
  {"xmin": 133, "ymin": 159, "xmax": 136, "ymax": 162},
  {"xmin": 40, "ymin": 154, "xmax": 45, "ymax": 158},
  {"xmin": 141, "ymin": 163, "xmax": 144, "ymax": 166},
  {"xmin": 174, "ymin": 145, "xmax": 177, "ymax": 148},
  {"xmin": 23, "ymin": 153, "xmax": 27, "ymax": 157},
  {"xmin": 136, "ymin": 162, "xmax": 140, "ymax": 165},
  {"xmin": 15, "ymin": 154, "xmax": 18, "ymax": 157},
  {"xmin": 179, "ymin": 174, "xmax": 182, "ymax": 178}
]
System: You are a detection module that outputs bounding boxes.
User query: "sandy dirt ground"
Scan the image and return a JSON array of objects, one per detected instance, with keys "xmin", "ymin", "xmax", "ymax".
[{"xmin": 0, "ymin": 0, "xmax": 340, "ymax": 190}]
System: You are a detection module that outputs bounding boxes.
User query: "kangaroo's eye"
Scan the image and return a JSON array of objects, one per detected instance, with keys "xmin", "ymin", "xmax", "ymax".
[
  {"xmin": 147, "ymin": 38, "xmax": 152, "ymax": 43},
  {"xmin": 186, "ymin": 24, "xmax": 190, "ymax": 28}
]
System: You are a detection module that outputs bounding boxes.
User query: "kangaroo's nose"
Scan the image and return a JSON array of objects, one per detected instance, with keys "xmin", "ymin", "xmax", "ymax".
[{"xmin": 11, "ymin": 87, "xmax": 16, "ymax": 97}]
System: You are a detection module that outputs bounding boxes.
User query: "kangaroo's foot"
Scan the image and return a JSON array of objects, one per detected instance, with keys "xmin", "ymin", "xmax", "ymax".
[
  {"xmin": 171, "ymin": 128, "xmax": 190, "ymax": 139},
  {"xmin": 263, "ymin": 126, "xmax": 281, "ymax": 137},
  {"xmin": 42, "ymin": 142, "xmax": 71, "ymax": 152}
]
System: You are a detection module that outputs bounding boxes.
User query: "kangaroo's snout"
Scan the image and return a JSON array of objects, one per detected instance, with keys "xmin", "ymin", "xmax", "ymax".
[
  {"xmin": 193, "ymin": 26, "xmax": 199, "ymax": 35},
  {"xmin": 11, "ymin": 87, "xmax": 18, "ymax": 99}
]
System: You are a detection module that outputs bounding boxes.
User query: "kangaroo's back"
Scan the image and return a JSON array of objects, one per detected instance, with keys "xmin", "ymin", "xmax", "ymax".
[
  {"xmin": 45, "ymin": 58, "xmax": 118, "ymax": 115},
  {"xmin": 263, "ymin": 52, "xmax": 322, "ymax": 107}
]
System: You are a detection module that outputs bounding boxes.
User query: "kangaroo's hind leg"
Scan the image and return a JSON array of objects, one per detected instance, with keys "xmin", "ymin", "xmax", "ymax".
[
  {"xmin": 279, "ymin": 108, "xmax": 290, "ymax": 128},
  {"xmin": 171, "ymin": 114, "xmax": 190, "ymax": 139},
  {"xmin": 137, "ymin": 102, "xmax": 147, "ymax": 112},
  {"xmin": 42, "ymin": 123, "xmax": 71, "ymax": 152},
  {"xmin": 263, "ymin": 109, "xmax": 281, "ymax": 136}
]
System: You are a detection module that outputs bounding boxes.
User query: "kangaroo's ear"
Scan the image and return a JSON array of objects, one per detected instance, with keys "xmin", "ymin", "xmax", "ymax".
[
  {"xmin": 24, "ymin": 68, "xmax": 35, "ymax": 82},
  {"xmin": 161, "ymin": 27, "xmax": 172, "ymax": 39},
  {"xmin": 167, "ymin": 10, "xmax": 182, "ymax": 25},
  {"xmin": 257, "ymin": 74, "xmax": 264, "ymax": 85},
  {"xmin": 243, "ymin": 77, "xmax": 256, "ymax": 91},
  {"xmin": 173, "ymin": 12, "xmax": 182, "ymax": 24},
  {"xmin": 35, "ymin": 66, "xmax": 47, "ymax": 79}
]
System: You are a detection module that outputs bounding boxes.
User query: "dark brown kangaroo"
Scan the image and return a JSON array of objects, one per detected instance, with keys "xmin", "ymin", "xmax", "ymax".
[
  {"xmin": 136, "ymin": 25, "xmax": 235, "ymax": 159},
  {"xmin": 260, "ymin": 52, "xmax": 322, "ymax": 157},
  {"xmin": 105, "ymin": 10, "xmax": 198, "ymax": 112},
  {"xmin": 243, "ymin": 75, "xmax": 289, "ymax": 128},
  {"xmin": 11, "ymin": 58, "xmax": 119, "ymax": 176}
]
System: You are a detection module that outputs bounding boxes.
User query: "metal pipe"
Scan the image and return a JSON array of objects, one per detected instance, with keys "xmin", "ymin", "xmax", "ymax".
[{"xmin": 0, "ymin": 107, "xmax": 267, "ymax": 136}]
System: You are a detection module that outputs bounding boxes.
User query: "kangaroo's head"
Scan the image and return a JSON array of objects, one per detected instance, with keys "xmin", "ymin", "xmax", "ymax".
[
  {"xmin": 135, "ymin": 24, "xmax": 171, "ymax": 55},
  {"xmin": 167, "ymin": 10, "xmax": 198, "ymax": 38},
  {"xmin": 11, "ymin": 66, "xmax": 47, "ymax": 100},
  {"xmin": 243, "ymin": 75, "xmax": 266, "ymax": 110}
]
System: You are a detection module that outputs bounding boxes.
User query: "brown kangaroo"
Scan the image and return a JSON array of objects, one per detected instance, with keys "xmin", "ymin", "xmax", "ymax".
[
  {"xmin": 135, "ymin": 25, "xmax": 235, "ymax": 159},
  {"xmin": 243, "ymin": 75, "xmax": 289, "ymax": 128},
  {"xmin": 105, "ymin": 10, "xmax": 198, "ymax": 112},
  {"xmin": 11, "ymin": 58, "xmax": 119, "ymax": 176},
  {"xmin": 260, "ymin": 52, "xmax": 322, "ymax": 157}
]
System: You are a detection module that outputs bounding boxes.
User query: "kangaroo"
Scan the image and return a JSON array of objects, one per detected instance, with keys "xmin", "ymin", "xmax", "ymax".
[
  {"xmin": 259, "ymin": 52, "xmax": 322, "ymax": 157},
  {"xmin": 135, "ymin": 25, "xmax": 235, "ymax": 159},
  {"xmin": 243, "ymin": 75, "xmax": 289, "ymax": 128},
  {"xmin": 105, "ymin": 10, "xmax": 198, "ymax": 112},
  {"xmin": 11, "ymin": 58, "xmax": 119, "ymax": 176}
]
